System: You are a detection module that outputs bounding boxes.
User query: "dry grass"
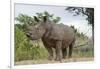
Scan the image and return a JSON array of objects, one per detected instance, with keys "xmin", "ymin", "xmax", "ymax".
[{"xmin": 15, "ymin": 57, "xmax": 94, "ymax": 65}]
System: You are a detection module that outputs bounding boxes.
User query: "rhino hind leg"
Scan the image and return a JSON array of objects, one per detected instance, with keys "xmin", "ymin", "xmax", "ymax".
[
  {"xmin": 62, "ymin": 48, "xmax": 67, "ymax": 59},
  {"xmin": 68, "ymin": 41, "xmax": 75, "ymax": 58},
  {"xmin": 68, "ymin": 44, "xmax": 73, "ymax": 58}
]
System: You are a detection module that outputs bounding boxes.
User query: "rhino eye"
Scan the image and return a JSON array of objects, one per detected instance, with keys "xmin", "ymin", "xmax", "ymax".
[
  {"xmin": 29, "ymin": 32, "xmax": 32, "ymax": 35},
  {"xmin": 36, "ymin": 28, "xmax": 40, "ymax": 31}
]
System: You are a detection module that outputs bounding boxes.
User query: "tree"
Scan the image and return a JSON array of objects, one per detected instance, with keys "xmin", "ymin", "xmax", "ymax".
[
  {"xmin": 15, "ymin": 11, "xmax": 61, "ymax": 29},
  {"xmin": 66, "ymin": 7, "xmax": 94, "ymax": 27},
  {"xmin": 36, "ymin": 11, "xmax": 61, "ymax": 23},
  {"xmin": 66, "ymin": 7, "xmax": 94, "ymax": 41},
  {"xmin": 15, "ymin": 14, "xmax": 37, "ymax": 30},
  {"xmin": 15, "ymin": 14, "xmax": 35, "ymax": 24}
]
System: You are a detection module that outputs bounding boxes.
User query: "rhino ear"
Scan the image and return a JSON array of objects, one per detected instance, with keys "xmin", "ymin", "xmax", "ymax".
[
  {"xmin": 43, "ymin": 16, "xmax": 47, "ymax": 23},
  {"xmin": 34, "ymin": 16, "xmax": 39, "ymax": 22}
]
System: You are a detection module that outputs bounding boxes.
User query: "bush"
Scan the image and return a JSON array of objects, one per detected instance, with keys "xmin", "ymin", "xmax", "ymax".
[{"xmin": 15, "ymin": 25, "xmax": 48, "ymax": 62}]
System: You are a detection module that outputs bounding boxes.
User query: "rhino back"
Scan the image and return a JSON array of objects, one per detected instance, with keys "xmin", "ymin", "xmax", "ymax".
[{"xmin": 48, "ymin": 24, "xmax": 75, "ymax": 41}]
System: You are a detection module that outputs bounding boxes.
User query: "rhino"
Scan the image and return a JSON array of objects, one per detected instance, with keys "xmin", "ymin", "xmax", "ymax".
[{"xmin": 25, "ymin": 16, "xmax": 75, "ymax": 62}]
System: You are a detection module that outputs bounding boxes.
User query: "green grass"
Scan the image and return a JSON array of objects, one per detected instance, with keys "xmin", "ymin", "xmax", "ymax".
[
  {"xmin": 15, "ymin": 45, "xmax": 48, "ymax": 61},
  {"xmin": 72, "ymin": 48, "xmax": 94, "ymax": 58}
]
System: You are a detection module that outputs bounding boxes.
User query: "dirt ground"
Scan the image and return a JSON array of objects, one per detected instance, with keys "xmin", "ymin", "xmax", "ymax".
[{"xmin": 15, "ymin": 57, "xmax": 94, "ymax": 65}]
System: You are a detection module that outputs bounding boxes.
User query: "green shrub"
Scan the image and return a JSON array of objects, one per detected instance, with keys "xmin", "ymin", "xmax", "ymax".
[{"xmin": 15, "ymin": 25, "xmax": 48, "ymax": 62}]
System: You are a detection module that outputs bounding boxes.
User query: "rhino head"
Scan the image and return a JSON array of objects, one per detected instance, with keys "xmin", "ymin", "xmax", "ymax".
[{"xmin": 25, "ymin": 16, "xmax": 48, "ymax": 40}]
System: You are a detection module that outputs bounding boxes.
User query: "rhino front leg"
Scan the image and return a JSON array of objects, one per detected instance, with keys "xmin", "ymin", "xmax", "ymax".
[
  {"xmin": 46, "ymin": 47, "xmax": 54, "ymax": 60},
  {"xmin": 42, "ymin": 40, "xmax": 54, "ymax": 60},
  {"xmin": 55, "ymin": 41, "xmax": 62, "ymax": 62}
]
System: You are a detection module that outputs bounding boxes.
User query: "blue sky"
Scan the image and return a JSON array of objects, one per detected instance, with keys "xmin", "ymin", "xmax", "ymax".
[{"xmin": 15, "ymin": 4, "xmax": 92, "ymax": 37}]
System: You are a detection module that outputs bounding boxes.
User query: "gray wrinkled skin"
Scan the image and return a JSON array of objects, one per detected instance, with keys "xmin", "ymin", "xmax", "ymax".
[{"xmin": 26, "ymin": 16, "xmax": 75, "ymax": 62}]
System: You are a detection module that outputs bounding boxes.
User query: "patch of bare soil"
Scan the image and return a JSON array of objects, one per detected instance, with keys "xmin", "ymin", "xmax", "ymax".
[{"xmin": 15, "ymin": 57, "xmax": 94, "ymax": 65}]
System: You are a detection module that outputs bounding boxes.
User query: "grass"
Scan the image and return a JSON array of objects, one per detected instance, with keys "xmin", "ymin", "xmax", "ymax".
[
  {"xmin": 15, "ymin": 43, "xmax": 49, "ymax": 62},
  {"xmin": 72, "ymin": 48, "xmax": 94, "ymax": 58},
  {"xmin": 15, "ymin": 43, "xmax": 94, "ymax": 62}
]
